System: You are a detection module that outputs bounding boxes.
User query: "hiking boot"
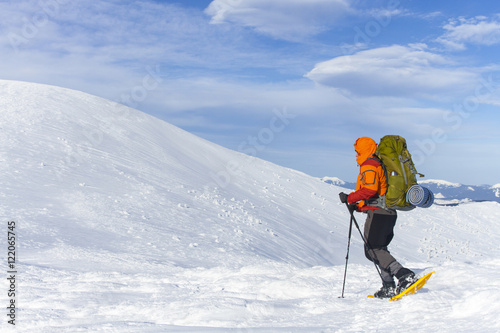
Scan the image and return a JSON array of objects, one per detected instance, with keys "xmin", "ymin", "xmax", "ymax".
[
  {"xmin": 396, "ymin": 268, "xmax": 417, "ymax": 294},
  {"xmin": 373, "ymin": 281, "xmax": 396, "ymax": 298}
]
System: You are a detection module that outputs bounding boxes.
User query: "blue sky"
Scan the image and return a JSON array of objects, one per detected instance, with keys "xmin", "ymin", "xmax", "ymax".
[{"xmin": 1, "ymin": 0, "xmax": 500, "ymax": 185}]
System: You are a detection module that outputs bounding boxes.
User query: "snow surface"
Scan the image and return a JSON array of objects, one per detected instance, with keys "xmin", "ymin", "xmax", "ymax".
[{"xmin": 1, "ymin": 80, "xmax": 500, "ymax": 332}]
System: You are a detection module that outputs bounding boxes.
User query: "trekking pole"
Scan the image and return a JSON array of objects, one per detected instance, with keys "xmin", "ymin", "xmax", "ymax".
[
  {"xmin": 344, "ymin": 203, "xmax": 385, "ymax": 284},
  {"xmin": 339, "ymin": 207, "xmax": 354, "ymax": 298}
]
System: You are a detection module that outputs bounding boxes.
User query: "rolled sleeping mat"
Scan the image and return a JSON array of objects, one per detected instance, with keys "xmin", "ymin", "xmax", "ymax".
[
  {"xmin": 419, "ymin": 187, "xmax": 434, "ymax": 208},
  {"xmin": 406, "ymin": 184, "xmax": 425, "ymax": 206},
  {"xmin": 425, "ymin": 189, "xmax": 434, "ymax": 208},
  {"xmin": 407, "ymin": 184, "xmax": 434, "ymax": 208}
]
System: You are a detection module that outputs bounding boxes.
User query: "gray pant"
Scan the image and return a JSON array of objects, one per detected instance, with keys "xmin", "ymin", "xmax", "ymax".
[{"xmin": 363, "ymin": 209, "xmax": 403, "ymax": 283}]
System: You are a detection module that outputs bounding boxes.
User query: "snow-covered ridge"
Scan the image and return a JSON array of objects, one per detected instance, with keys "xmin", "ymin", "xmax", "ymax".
[
  {"xmin": 321, "ymin": 176, "xmax": 356, "ymax": 190},
  {"xmin": 419, "ymin": 179, "xmax": 461, "ymax": 188},
  {"xmin": 321, "ymin": 176, "xmax": 345, "ymax": 186},
  {"xmin": 1, "ymin": 80, "xmax": 499, "ymax": 332}
]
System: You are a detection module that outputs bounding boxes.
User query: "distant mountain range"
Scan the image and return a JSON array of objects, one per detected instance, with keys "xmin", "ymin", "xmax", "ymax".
[{"xmin": 322, "ymin": 177, "xmax": 500, "ymax": 204}]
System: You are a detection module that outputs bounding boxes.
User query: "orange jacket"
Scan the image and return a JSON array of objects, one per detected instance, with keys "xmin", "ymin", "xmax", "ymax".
[{"xmin": 347, "ymin": 137, "xmax": 387, "ymax": 211}]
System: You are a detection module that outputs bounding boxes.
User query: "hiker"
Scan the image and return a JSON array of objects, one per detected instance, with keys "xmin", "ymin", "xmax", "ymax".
[{"xmin": 339, "ymin": 137, "xmax": 417, "ymax": 298}]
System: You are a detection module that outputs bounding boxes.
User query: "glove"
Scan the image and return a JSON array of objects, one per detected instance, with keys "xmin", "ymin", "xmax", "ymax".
[{"xmin": 339, "ymin": 192, "xmax": 349, "ymax": 204}]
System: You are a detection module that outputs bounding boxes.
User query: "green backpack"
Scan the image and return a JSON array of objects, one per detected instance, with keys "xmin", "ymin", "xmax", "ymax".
[{"xmin": 375, "ymin": 135, "xmax": 424, "ymax": 210}]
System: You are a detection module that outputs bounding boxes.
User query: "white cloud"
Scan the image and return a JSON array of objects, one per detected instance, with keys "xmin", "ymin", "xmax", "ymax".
[
  {"xmin": 305, "ymin": 44, "xmax": 478, "ymax": 98},
  {"xmin": 205, "ymin": 0, "xmax": 351, "ymax": 41},
  {"xmin": 437, "ymin": 16, "xmax": 500, "ymax": 50}
]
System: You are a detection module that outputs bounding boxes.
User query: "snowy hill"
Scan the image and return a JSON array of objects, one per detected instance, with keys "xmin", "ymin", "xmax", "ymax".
[
  {"xmin": 0, "ymin": 80, "xmax": 343, "ymax": 270},
  {"xmin": 1, "ymin": 80, "xmax": 500, "ymax": 332}
]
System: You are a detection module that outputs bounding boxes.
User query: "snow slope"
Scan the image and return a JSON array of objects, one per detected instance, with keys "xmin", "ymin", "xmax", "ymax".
[{"xmin": 1, "ymin": 80, "xmax": 499, "ymax": 332}]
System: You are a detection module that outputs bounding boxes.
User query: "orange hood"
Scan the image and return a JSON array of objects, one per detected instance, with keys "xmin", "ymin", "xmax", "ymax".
[{"xmin": 354, "ymin": 137, "xmax": 377, "ymax": 165}]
